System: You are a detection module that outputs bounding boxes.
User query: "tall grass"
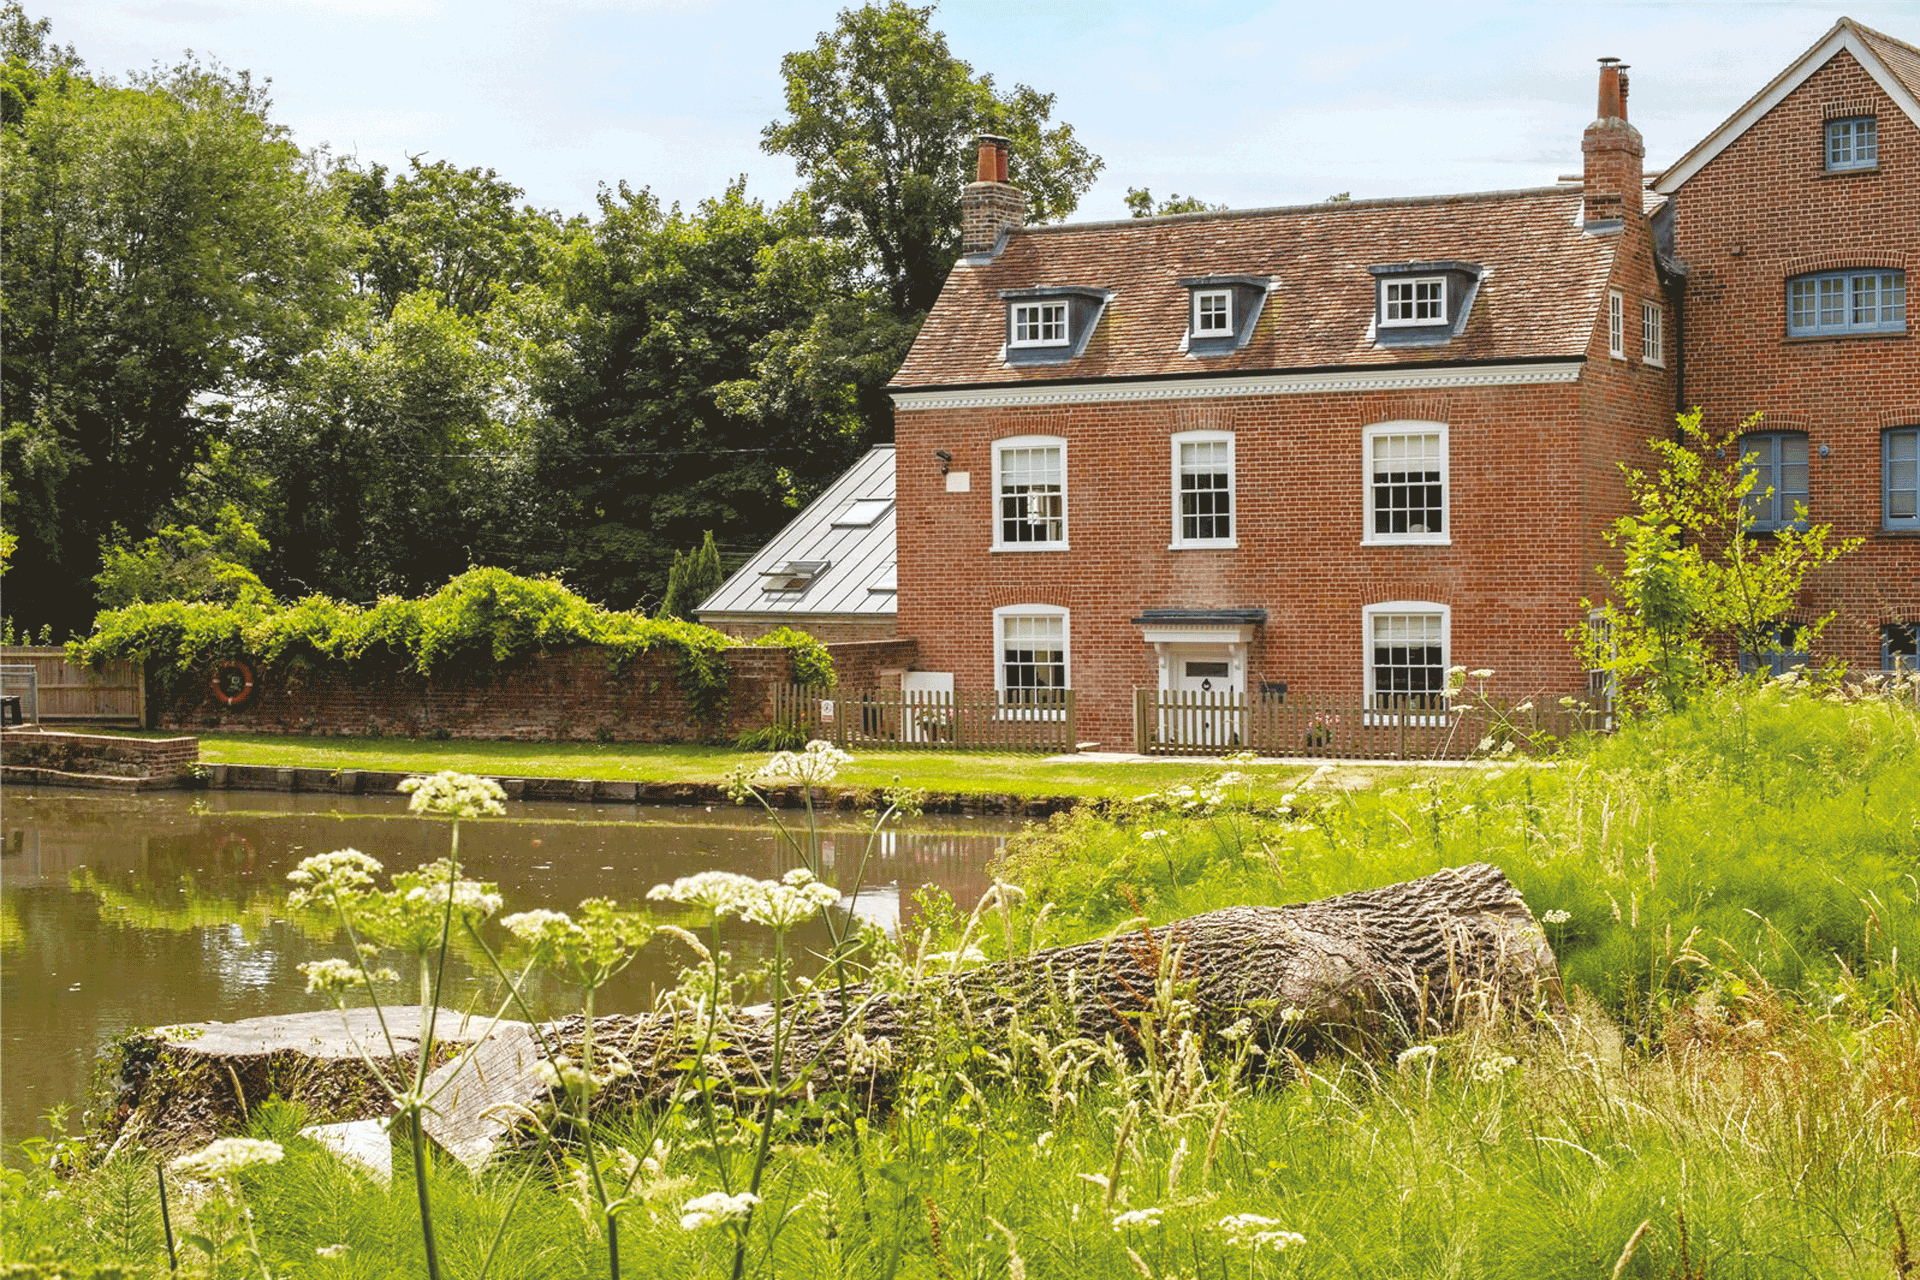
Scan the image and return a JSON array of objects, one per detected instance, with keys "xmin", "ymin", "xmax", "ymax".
[{"xmin": 9, "ymin": 679, "xmax": 1920, "ymax": 1277}]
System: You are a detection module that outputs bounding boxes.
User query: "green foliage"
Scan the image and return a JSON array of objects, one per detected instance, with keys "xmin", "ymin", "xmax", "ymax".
[
  {"xmin": 752, "ymin": 625, "xmax": 835, "ymax": 686},
  {"xmin": 659, "ymin": 531, "xmax": 724, "ymax": 621},
  {"xmin": 92, "ymin": 505, "xmax": 270, "ymax": 609},
  {"xmin": 71, "ymin": 567, "xmax": 833, "ymax": 726},
  {"xmin": 1, "ymin": 28, "xmax": 353, "ymax": 634},
  {"xmin": 1123, "ymin": 187, "xmax": 1225, "ymax": 217},
  {"xmin": 761, "ymin": 0, "xmax": 1104, "ymax": 316},
  {"xmin": 1575, "ymin": 408, "xmax": 1861, "ymax": 710}
]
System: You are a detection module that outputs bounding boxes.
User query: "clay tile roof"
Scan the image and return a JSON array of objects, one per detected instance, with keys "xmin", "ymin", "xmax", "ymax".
[
  {"xmin": 891, "ymin": 187, "xmax": 1618, "ymax": 390},
  {"xmin": 1853, "ymin": 18, "xmax": 1920, "ymax": 99}
]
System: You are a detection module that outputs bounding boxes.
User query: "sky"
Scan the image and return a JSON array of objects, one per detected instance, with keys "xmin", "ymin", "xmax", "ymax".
[{"xmin": 29, "ymin": 0, "xmax": 1920, "ymax": 222}]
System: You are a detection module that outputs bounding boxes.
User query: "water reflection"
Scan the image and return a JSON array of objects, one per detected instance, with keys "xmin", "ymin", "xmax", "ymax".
[{"xmin": 0, "ymin": 787, "xmax": 1015, "ymax": 1145}]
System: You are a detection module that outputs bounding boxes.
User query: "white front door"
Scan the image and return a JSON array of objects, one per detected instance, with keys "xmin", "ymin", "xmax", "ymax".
[{"xmin": 1161, "ymin": 644, "xmax": 1244, "ymax": 747}]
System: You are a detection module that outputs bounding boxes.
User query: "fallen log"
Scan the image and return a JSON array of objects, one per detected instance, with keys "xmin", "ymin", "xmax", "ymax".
[
  {"xmin": 93, "ymin": 865, "xmax": 1559, "ymax": 1169},
  {"xmin": 430, "ymin": 862, "xmax": 1560, "ymax": 1166}
]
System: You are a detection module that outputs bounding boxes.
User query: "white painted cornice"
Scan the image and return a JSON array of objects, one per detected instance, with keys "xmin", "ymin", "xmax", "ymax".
[{"xmin": 891, "ymin": 361, "xmax": 1584, "ymax": 412}]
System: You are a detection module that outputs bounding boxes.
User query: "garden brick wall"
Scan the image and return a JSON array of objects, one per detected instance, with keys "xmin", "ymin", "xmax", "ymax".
[
  {"xmin": 1664, "ymin": 46, "xmax": 1920, "ymax": 671},
  {"xmin": 0, "ymin": 729, "xmax": 197, "ymax": 776},
  {"xmin": 155, "ymin": 645, "xmax": 796, "ymax": 743}
]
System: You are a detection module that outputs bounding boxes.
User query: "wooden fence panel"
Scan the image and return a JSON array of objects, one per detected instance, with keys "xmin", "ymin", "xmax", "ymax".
[
  {"xmin": 0, "ymin": 647, "xmax": 144, "ymax": 725},
  {"xmin": 766, "ymin": 685, "xmax": 1075, "ymax": 754},
  {"xmin": 1132, "ymin": 689, "xmax": 1601, "ymax": 760}
]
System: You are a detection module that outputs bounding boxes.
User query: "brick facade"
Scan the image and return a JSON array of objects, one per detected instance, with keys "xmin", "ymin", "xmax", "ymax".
[
  {"xmin": 1660, "ymin": 39, "xmax": 1920, "ymax": 673},
  {"xmin": 880, "ymin": 24, "xmax": 1916, "ymax": 748}
]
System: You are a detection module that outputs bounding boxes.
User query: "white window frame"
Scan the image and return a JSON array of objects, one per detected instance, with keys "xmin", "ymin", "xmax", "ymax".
[
  {"xmin": 1642, "ymin": 301, "xmax": 1665, "ymax": 367},
  {"xmin": 1169, "ymin": 430, "xmax": 1237, "ymax": 549},
  {"xmin": 1191, "ymin": 289, "xmax": 1234, "ymax": 337},
  {"xmin": 1361, "ymin": 421, "xmax": 1449, "ymax": 546},
  {"xmin": 992, "ymin": 435, "xmax": 1068, "ymax": 551},
  {"xmin": 993, "ymin": 604, "xmax": 1070, "ymax": 719},
  {"xmin": 1380, "ymin": 276, "xmax": 1447, "ymax": 327},
  {"xmin": 1607, "ymin": 290, "xmax": 1625, "ymax": 358},
  {"xmin": 1009, "ymin": 300, "xmax": 1069, "ymax": 348},
  {"xmin": 1362, "ymin": 601, "xmax": 1451, "ymax": 725}
]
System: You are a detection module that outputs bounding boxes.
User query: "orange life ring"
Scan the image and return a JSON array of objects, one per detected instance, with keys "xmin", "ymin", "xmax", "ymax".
[{"xmin": 210, "ymin": 659, "xmax": 257, "ymax": 708}]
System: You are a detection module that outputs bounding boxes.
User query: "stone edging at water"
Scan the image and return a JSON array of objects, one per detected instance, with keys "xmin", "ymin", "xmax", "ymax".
[{"xmin": 196, "ymin": 762, "xmax": 1085, "ymax": 818}]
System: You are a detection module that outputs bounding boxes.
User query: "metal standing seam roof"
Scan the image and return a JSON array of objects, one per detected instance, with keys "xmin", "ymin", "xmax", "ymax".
[
  {"xmin": 696, "ymin": 445, "xmax": 896, "ymax": 620},
  {"xmin": 890, "ymin": 185, "xmax": 1630, "ymax": 393}
]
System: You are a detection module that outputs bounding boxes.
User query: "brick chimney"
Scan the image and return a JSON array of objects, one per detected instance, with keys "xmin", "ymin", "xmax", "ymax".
[
  {"xmin": 1582, "ymin": 58, "xmax": 1645, "ymax": 226},
  {"xmin": 960, "ymin": 134, "xmax": 1026, "ymax": 257}
]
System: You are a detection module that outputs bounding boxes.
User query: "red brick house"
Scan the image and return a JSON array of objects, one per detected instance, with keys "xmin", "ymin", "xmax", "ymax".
[
  {"xmin": 874, "ymin": 21, "xmax": 1915, "ymax": 750},
  {"xmin": 1653, "ymin": 18, "xmax": 1919, "ymax": 677}
]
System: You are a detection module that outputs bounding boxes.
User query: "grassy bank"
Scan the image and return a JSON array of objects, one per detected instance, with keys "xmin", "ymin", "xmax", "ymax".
[
  {"xmin": 186, "ymin": 732, "xmax": 1364, "ymax": 802},
  {"xmin": 8, "ymin": 681, "xmax": 1920, "ymax": 1277}
]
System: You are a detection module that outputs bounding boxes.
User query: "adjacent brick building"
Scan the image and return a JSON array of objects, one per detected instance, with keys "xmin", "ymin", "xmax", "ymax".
[{"xmin": 1653, "ymin": 18, "xmax": 1919, "ymax": 676}]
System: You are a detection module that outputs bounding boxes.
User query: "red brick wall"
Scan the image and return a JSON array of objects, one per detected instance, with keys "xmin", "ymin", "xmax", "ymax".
[
  {"xmin": 826, "ymin": 638, "xmax": 920, "ymax": 690},
  {"xmin": 1667, "ymin": 47, "xmax": 1920, "ymax": 670},
  {"xmin": 895, "ymin": 264, "xmax": 1675, "ymax": 747},
  {"xmin": 0, "ymin": 729, "xmax": 197, "ymax": 775},
  {"xmin": 155, "ymin": 645, "xmax": 792, "ymax": 743}
]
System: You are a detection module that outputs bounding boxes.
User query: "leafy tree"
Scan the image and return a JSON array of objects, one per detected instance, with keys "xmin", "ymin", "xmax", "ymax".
[
  {"xmin": 1124, "ymin": 187, "xmax": 1224, "ymax": 217},
  {"xmin": 1575, "ymin": 409, "xmax": 1860, "ymax": 711},
  {"xmin": 93, "ymin": 505, "xmax": 271, "ymax": 608},
  {"xmin": 0, "ymin": 26, "xmax": 353, "ymax": 633},
  {"xmin": 330, "ymin": 155, "xmax": 572, "ymax": 319},
  {"xmin": 660, "ymin": 531, "xmax": 725, "ymax": 621},
  {"xmin": 521, "ymin": 182, "xmax": 884, "ymax": 610},
  {"xmin": 245, "ymin": 290, "xmax": 516, "ymax": 602},
  {"xmin": 761, "ymin": 1, "xmax": 1103, "ymax": 317}
]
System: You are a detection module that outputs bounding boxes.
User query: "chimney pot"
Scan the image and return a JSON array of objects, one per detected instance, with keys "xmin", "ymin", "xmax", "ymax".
[
  {"xmin": 1583, "ymin": 57, "xmax": 1644, "ymax": 225},
  {"xmin": 961, "ymin": 135, "xmax": 1024, "ymax": 257}
]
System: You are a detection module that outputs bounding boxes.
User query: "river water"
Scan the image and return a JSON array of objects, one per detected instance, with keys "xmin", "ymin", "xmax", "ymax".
[{"xmin": 0, "ymin": 787, "xmax": 1016, "ymax": 1146}]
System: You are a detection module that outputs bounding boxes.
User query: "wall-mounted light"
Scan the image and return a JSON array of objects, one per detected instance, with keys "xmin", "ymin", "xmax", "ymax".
[
  {"xmin": 934, "ymin": 449, "xmax": 953, "ymax": 475},
  {"xmin": 1818, "ymin": 443, "xmax": 1831, "ymax": 458}
]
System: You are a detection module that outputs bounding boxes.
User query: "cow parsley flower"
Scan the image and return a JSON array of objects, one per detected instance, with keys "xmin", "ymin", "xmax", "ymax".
[
  {"xmin": 754, "ymin": 740, "xmax": 853, "ymax": 786},
  {"xmin": 1219, "ymin": 1213, "xmax": 1305, "ymax": 1250},
  {"xmin": 286, "ymin": 849, "xmax": 384, "ymax": 907},
  {"xmin": 737, "ymin": 869, "xmax": 839, "ymax": 929},
  {"xmin": 1112, "ymin": 1207, "xmax": 1163, "ymax": 1230},
  {"xmin": 680, "ymin": 1190, "xmax": 759, "ymax": 1230},
  {"xmin": 1396, "ymin": 1044, "xmax": 1439, "ymax": 1067},
  {"xmin": 398, "ymin": 771, "xmax": 507, "ymax": 818},
  {"xmin": 648, "ymin": 871, "xmax": 760, "ymax": 917},
  {"xmin": 1540, "ymin": 909, "xmax": 1572, "ymax": 925}
]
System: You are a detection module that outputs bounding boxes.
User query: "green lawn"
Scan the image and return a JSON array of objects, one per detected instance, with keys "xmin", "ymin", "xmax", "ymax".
[{"xmin": 182, "ymin": 732, "xmax": 1366, "ymax": 801}]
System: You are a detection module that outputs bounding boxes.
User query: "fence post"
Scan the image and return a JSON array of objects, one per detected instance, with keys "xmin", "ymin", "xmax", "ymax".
[{"xmin": 1064, "ymin": 689, "xmax": 1076, "ymax": 753}]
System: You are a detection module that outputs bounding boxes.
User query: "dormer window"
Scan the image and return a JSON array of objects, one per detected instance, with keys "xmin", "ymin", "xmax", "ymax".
[
  {"xmin": 1382, "ymin": 277, "xmax": 1446, "ymax": 326},
  {"xmin": 1000, "ymin": 286, "xmax": 1112, "ymax": 364},
  {"xmin": 1176, "ymin": 275, "xmax": 1269, "ymax": 356},
  {"xmin": 1193, "ymin": 290, "xmax": 1233, "ymax": 336},
  {"xmin": 1368, "ymin": 261, "xmax": 1483, "ymax": 347},
  {"xmin": 1011, "ymin": 301, "xmax": 1068, "ymax": 347}
]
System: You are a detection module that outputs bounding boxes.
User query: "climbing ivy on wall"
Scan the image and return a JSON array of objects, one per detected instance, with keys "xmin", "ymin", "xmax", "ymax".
[{"xmin": 69, "ymin": 567, "xmax": 835, "ymax": 723}]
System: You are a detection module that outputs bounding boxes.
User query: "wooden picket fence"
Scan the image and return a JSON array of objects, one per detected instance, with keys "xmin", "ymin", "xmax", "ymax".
[
  {"xmin": 0, "ymin": 646, "xmax": 145, "ymax": 726},
  {"xmin": 1132, "ymin": 688, "xmax": 1604, "ymax": 760},
  {"xmin": 769, "ymin": 684, "xmax": 1076, "ymax": 753}
]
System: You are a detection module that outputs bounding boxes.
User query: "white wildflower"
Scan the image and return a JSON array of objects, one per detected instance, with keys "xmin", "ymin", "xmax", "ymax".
[
  {"xmin": 1219, "ymin": 1214, "xmax": 1304, "ymax": 1250},
  {"xmin": 286, "ymin": 848, "xmax": 383, "ymax": 906},
  {"xmin": 754, "ymin": 740, "xmax": 853, "ymax": 786},
  {"xmin": 1469, "ymin": 668, "xmax": 1495, "ymax": 680},
  {"xmin": 679, "ymin": 1190, "xmax": 759, "ymax": 1230},
  {"xmin": 171, "ymin": 1138, "xmax": 284, "ymax": 1181},
  {"xmin": 738, "ymin": 870, "xmax": 839, "ymax": 929},
  {"xmin": 1218, "ymin": 1017, "xmax": 1253, "ymax": 1042},
  {"xmin": 1140, "ymin": 829, "xmax": 1169, "ymax": 842},
  {"xmin": 398, "ymin": 770, "xmax": 507, "ymax": 818},
  {"xmin": 501, "ymin": 908, "xmax": 577, "ymax": 945},
  {"xmin": 1278, "ymin": 1006, "xmax": 1304, "ymax": 1024},
  {"xmin": 1471, "ymin": 1054, "xmax": 1519, "ymax": 1083},
  {"xmin": 533, "ymin": 1056, "xmax": 591, "ymax": 1094},
  {"xmin": 404, "ymin": 878, "xmax": 503, "ymax": 920},
  {"xmin": 316, "ymin": 1244, "xmax": 349, "ymax": 1258},
  {"xmin": 299, "ymin": 958, "xmax": 364, "ymax": 996},
  {"xmin": 1540, "ymin": 909, "xmax": 1571, "ymax": 925},
  {"xmin": 1396, "ymin": 1044, "xmax": 1439, "ymax": 1067},
  {"xmin": 648, "ymin": 871, "xmax": 760, "ymax": 917},
  {"xmin": 1112, "ymin": 1207, "xmax": 1163, "ymax": 1230}
]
